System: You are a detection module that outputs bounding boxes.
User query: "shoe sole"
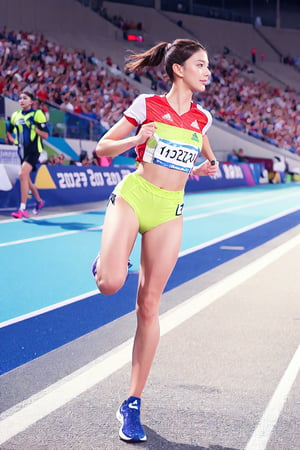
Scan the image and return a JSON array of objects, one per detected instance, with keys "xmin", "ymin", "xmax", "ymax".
[
  {"xmin": 32, "ymin": 203, "xmax": 45, "ymax": 215},
  {"xmin": 12, "ymin": 214, "xmax": 29, "ymax": 219},
  {"xmin": 116, "ymin": 408, "xmax": 147, "ymax": 442}
]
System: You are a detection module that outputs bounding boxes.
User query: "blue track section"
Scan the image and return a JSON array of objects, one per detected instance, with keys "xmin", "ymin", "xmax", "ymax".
[{"xmin": 1, "ymin": 208, "xmax": 299, "ymax": 375}]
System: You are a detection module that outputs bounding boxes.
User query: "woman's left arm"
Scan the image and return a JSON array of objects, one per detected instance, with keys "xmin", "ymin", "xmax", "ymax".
[
  {"xmin": 191, "ymin": 135, "xmax": 219, "ymax": 177},
  {"xmin": 34, "ymin": 110, "xmax": 49, "ymax": 139},
  {"xmin": 201, "ymin": 135, "xmax": 217, "ymax": 162},
  {"xmin": 35, "ymin": 126, "xmax": 49, "ymax": 139}
]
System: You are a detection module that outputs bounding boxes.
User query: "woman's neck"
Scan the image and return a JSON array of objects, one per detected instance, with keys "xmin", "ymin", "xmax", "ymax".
[{"xmin": 165, "ymin": 86, "xmax": 193, "ymax": 116}]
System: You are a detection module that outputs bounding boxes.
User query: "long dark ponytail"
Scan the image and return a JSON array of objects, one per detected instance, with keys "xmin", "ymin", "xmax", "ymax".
[{"xmin": 125, "ymin": 38, "xmax": 207, "ymax": 82}]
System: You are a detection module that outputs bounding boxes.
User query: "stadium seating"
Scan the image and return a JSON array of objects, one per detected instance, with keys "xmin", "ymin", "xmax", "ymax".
[{"xmin": 0, "ymin": 0, "xmax": 299, "ymax": 169}]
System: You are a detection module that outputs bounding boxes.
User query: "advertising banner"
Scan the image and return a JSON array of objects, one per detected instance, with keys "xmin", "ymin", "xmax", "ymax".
[
  {"xmin": 0, "ymin": 162, "xmax": 264, "ymax": 210},
  {"xmin": 31, "ymin": 164, "xmax": 135, "ymax": 206},
  {"xmin": 186, "ymin": 162, "xmax": 257, "ymax": 192}
]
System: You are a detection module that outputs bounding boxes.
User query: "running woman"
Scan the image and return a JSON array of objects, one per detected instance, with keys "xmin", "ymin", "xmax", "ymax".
[
  {"xmin": 92, "ymin": 38, "xmax": 219, "ymax": 442},
  {"xmin": 7, "ymin": 88, "xmax": 49, "ymax": 218}
]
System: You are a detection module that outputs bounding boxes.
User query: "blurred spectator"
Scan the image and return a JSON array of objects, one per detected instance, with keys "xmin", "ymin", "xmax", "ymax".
[
  {"xmin": 79, "ymin": 150, "xmax": 91, "ymax": 166},
  {"xmin": 39, "ymin": 101, "xmax": 50, "ymax": 121},
  {"xmin": 48, "ymin": 154, "xmax": 60, "ymax": 165},
  {"xmin": 223, "ymin": 46, "xmax": 230, "ymax": 56},
  {"xmin": 177, "ymin": 2, "xmax": 184, "ymax": 12},
  {"xmin": 57, "ymin": 153, "xmax": 66, "ymax": 165},
  {"xmin": 4, "ymin": 116, "xmax": 14, "ymax": 144},
  {"xmin": 255, "ymin": 16, "xmax": 262, "ymax": 26},
  {"xmin": 251, "ymin": 47, "xmax": 257, "ymax": 64},
  {"xmin": 92, "ymin": 149, "xmax": 101, "ymax": 165},
  {"xmin": 227, "ymin": 149, "xmax": 239, "ymax": 162},
  {"xmin": 236, "ymin": 148, "xmax": 247, "ymax": 162},
  {"xmin": 60, "ymin": 93, "xmax": 74, "ymax": 112}
]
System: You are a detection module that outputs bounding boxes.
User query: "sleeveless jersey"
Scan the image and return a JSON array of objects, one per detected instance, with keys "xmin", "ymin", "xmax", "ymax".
[
  {"xmin": 124, "ymin": 94, "xmax": 212, "ymax": 173},
  {"xmin": 9, "ymin": 108, "xmax": 48, "ymax": 158}
]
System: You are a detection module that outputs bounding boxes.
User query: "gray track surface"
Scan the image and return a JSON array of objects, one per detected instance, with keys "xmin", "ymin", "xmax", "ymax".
[{"xmin": 1, "ymin": 217, "xmax": 299, "ymax": 450}]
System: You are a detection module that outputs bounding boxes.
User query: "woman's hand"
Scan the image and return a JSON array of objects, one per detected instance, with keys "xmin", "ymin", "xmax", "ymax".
[
  {"xmin": 191, "ymin": 160, "xmax": 219, "ymax": 177},
  {"xmin": 135, "ymin": 122, "xmax": 157, "ymax": 146}
]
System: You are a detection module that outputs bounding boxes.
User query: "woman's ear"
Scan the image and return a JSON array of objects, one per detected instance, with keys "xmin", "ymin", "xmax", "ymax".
[{"xmin": 172, "ymin": 63, "xmax": 184, "ymax": 78}]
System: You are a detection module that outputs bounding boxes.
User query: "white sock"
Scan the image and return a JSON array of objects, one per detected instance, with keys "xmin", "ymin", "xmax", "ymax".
[{"xmin": 20, "ymin": 203, "xmax": 26, "ymax": 211}]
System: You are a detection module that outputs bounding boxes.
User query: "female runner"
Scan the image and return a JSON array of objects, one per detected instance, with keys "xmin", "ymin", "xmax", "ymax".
[{"xmin": 93, "ymin": 38, "xmax": 218, "ymax": 442}]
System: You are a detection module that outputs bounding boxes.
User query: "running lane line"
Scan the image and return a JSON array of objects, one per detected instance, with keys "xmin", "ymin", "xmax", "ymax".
[
  {"xmin": 0, "ymin": 233, "xmax": 299, "ymax": 445},
  {"xmin": 1, "ymin": 194, "xmax": 299, "ymax": 248},
  {"xmin": 245, "ymin": 345, "xmax": 300, "ymax": 450},
  {"xmin": 0, "ymin": 234, "xmax": 300, "ymax": 444},
  {"xmin": 1, "ymin": 206, "xmax": 299, "ymax": 328}
]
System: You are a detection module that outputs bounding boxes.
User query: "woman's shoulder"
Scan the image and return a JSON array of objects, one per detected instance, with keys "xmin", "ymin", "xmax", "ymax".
[
  {"xmin": 33, "ymin": 108, "xmax": 48, "ymax": 121},
  {"xmin": 194, "ymin": 102, "xmax": 212, "ymax": 119},
  {"xmin": 126, "ymin": 93, "xmax": 164, "ymax": 116},
  {"xmin": 133, "ymin": 93, "xmax": 163, "ymax": 102}
]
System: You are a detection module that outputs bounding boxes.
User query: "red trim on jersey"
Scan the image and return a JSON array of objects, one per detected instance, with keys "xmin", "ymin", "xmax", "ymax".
[
  {"xmin": 124, "ymin": 94, "xmax": 211, "ymax": 163},
  {"xmin": 124, "ymin": 115, "xmax": 138, "ymax": 127}
]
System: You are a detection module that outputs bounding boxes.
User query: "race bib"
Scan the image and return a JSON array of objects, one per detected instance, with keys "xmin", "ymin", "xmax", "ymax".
[{"xmin": 143, "ymin": 122, "xmax": 202, "ymax": 173}]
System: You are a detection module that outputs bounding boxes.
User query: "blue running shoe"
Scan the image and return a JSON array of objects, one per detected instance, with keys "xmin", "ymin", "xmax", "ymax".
[
  {"xmin": 91, "ymin": 255, "xmax": 132, "ymax": 277},
  {"xmin": 32, "ymin": 199, "xmax": 45, "ymax": 215},
  {"xmin": 91, "ymin": 255, "xmax": 100, "ymax": 277},
  {"xmin": 116, "ymin": 396, "xmax": 147, "ymax": 442}
]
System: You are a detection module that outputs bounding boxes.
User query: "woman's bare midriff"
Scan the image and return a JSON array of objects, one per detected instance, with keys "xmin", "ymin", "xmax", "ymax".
[{"xmin": 136, "ymin": 161, "xmax": 189, "ymax": 191}]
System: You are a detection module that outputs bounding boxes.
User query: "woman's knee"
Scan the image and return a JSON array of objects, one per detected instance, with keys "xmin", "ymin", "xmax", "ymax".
[
  {"xmin": 136, "ymin": 291, "xmax": 161, "ymax": 322},
  {"xmin": 19, "ymin": 171, "xmax": 28, "ymax": 182},
  {"xmin": 95, "ymin": 271, "xmax": 126, "ymax": 295}
]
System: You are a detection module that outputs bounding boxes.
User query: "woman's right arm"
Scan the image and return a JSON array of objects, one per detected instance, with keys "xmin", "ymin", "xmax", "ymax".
[
  {"xmin": 6, "ymin": 131, "xmax": 15, "ymax": 144},
  {"xmin": 96, "ymin": 117, "xmax": 156, "ymax": 158},
  {"xmin": 6, "ymin": 116, "xmax": 16, "ymax": 144}
]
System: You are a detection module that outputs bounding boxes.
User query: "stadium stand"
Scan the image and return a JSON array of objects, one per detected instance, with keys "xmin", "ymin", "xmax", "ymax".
[{"xmin": 0, "ymin": 0, "xmax": 299, "ymax": 172}]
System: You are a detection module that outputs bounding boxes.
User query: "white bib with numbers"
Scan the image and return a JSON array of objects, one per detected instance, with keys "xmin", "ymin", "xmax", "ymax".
[{"xmin": 143, "ymin": 122, "xmax": 202, "ymax": 173}]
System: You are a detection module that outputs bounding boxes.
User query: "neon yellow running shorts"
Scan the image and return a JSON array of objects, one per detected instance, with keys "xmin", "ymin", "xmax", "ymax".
[{"xmin": 112, "ymin": 172, "xmax": 184, "ymax": 234}]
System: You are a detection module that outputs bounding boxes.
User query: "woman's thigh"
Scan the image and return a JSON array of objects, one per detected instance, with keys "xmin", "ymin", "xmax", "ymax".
[
  {"xmin": 100, "ymin": 195, "xmax": 139, "ymax": 274},
  {"xmin": 20, "ymin": 161, "xmax": 32, "ymax": 176},
  {"xmin": 138, "ymin": 216, "xmax": 183, "ymax": 302}
]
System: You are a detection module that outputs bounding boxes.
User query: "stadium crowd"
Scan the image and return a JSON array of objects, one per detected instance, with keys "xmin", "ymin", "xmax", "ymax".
[
  {"xmin": 0, "ymin": 26, "xmax": 299, "ymax": 156},
  {"xmin": 0, "ymin": 27, "xmax": 139, "ymax": 133},
  {"xmin": 198, "ymin": 52, "xmax": 300, "ymax": 155}
]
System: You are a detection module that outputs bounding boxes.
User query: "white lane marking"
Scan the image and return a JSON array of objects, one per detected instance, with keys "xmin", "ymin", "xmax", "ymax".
[
  {"xmin": 1, "ymin": 207, "xmax": 299, "ymax": 327},
  {"xmin": 0, "ymin": 208, "xmax": 101, "ymax": 223},
  {"xmin": 0, "ymin": 233, "xmax": 299, "ymax": 445},
  {"xmin": 1, "ymin": 192, "xmax": 299, "ymax": 248},
  {"xmin": 179, "ymin": 206, "xmax": 299, "ymax": 256},
  {"xmin": 1, "ymin": 206, "xmax": 298, "ymax": 328},
  {"xmin": 0, "ymin": 290, "xmax": 99, "ymax": 329},
  {"xmin": 184, "ymin": 191, "xmax": 299, "ymax": 221},
  {"xmin": 245, "ymin": 345, "xmax": 300, "ymax": 450},
  {"xmin": 220, "ymin": 245, "xmax": 245, "ymax": 250},
  {"xmin": 1, "ymin": 186, "xmax": 296, "ymax": 220},
  {"xmin": 184, "ymin": 190, "xmax": 275, "ymax": 210},
  {"xmin": 0, "ymin": 225, "xmax": 102, "ymax": 247}
]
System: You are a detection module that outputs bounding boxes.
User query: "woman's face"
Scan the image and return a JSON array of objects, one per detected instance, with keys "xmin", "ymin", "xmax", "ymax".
[
  {"xmin": 180, "ymin": 49, "xmax": 211, "ymax": 93},
  {"xmin": 19, "ymin": 93, "xmax": 33, "ymax": 110}
]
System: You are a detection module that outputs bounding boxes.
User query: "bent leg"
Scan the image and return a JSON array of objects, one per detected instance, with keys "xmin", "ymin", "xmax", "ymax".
[
  {"xmin": 28, "ymin": 177, "xmax": 42, "ymax": 203},
  {"xmin": 19, "ymin": 161, "xmax": 32, "ymax": 205},
  {"xmin": 129, "ymin": 216, "xmax": 183, "ymax": 397},
  {"xmin": 95, "ymin": 195, "xmax": 139, "ymax": 295}
]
